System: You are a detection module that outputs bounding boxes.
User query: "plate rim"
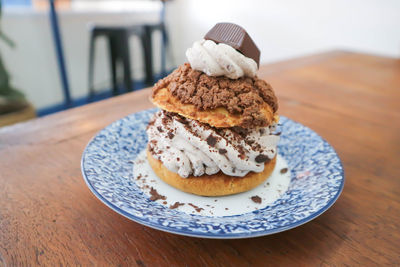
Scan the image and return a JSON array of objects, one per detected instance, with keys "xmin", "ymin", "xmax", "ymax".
[{"xmin": 81, "ymin": 110, "xmax": 345, "ymax": 239}]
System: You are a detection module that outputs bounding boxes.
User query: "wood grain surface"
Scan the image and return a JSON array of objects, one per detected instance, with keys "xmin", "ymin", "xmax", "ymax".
[{"xmin": 0, "ymin": 51, "xmax": 399, "ymax": 266}]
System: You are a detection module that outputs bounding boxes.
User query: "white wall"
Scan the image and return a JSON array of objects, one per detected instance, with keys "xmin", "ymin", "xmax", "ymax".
[
  {"xmin": 1, "ymin": 0, "xmax": 400, "ymax": 110},
  {"xmin": 167, "ymin": 0, "xmax": 400, "ymax": 65}
]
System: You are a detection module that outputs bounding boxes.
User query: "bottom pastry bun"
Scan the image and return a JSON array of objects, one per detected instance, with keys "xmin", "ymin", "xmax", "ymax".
[{"xmin": 146, "ymin": 148, "xmax": 277, "ymax": 196}]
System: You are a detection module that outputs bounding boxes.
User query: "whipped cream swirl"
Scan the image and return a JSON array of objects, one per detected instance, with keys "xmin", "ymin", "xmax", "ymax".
[
  {"xmin": 186, "ymin": 39, "xmax": 258, "ymax": 79},
  {"xmin": 147, "ymin": 111, "xmax": 279, "ymax": 178}
]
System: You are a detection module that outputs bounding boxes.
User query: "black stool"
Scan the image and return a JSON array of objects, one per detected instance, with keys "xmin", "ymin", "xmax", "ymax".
[
  {"xmin": 88, "ymin": 24, "xmax": 165, "ymax": 98},
  {"xmin": 144, "ymin": 22, "xmax": 170, "ymax": 77}
]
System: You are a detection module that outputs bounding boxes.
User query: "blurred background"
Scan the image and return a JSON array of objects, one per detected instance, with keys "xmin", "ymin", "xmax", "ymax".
[{"xmin": 0, "ymin": 0, "xmax": 399, "ymax": 127}]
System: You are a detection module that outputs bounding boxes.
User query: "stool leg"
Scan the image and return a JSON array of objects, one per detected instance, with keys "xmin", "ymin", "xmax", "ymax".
[
  {"xmin": 88, "ymin": 33, "xmax": 96, "ymax": 100},
  {"xmin": 142, "ymin": 26, "xmax": 154, "ymax": 86},
  {"xmin": 161, "ymin": 23, "xmax": 168, "ymax": 76},
  {"xmin": 108, "ymin": 36, "xmax": 119, "ymax": 96},
  {"xmin": 119, "ymin": 32, "xmax": 133, "ymax": 92}
]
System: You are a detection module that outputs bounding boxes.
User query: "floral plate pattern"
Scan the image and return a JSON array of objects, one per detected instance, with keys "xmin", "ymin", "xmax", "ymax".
[{"xmin": 81, "ymin": 108, "xmax": 344, "ymax": 238}]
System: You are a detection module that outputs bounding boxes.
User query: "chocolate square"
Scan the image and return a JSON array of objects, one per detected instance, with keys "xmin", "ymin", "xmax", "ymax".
[{"xmin": 204, "ymin": 22, "xmax": 260, "ymax": 66}]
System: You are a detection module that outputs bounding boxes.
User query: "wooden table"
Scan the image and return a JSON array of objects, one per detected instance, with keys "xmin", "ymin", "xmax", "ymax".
[{"xmin": 1, "ymin": 51, "xmax": 399, "ymax": 266}]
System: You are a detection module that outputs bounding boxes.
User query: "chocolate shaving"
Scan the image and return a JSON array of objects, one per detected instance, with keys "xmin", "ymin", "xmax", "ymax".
[
  {"xmin": 206, "ymin": 135, "xmax": 217, "ymax": 147},
  {"xmin": 174, "ymin": 113, "xmax": 189, "ymax": 124},
  {"xmin": 246, "ymin": 139, "xmax": 255, "ymax": 146},
  {"xmin": 232, "ymin": 126, "xmax": 250, "ymax": 137},
  {"xmin": 149, "ymin": 187, "xmax": 166, "ymax": 201},
  {"xmin": 255, "ymin": 154, "xmax": 270, "ymax": 163},
  {"xmin": 147, "ymin": 119, "xmax": 155, "ymax": 127},
  {"xmin": 251, "ymin": 196, "xmax": 262, "ymax": 204},
  {"xmin": 280, "ymin": 168, "xmax": 288, "ymax": 174},
  {"xmin": 150, "ymin": 140, "xmax": 157, "ymax": 145},
  {"xmin": 167, "ymin": 130, "xmax": 175, "ymax": 139},
  {"xmin": 218, "ymin": 149, "xmax": 227, "ymax": 154},
  {"xmin": 188, "ymin": 203, "xmax": 204, "ymax": 213},
  {"xmin": 169, "ymin": 202, "xmax": 185, "ymax": 209}
]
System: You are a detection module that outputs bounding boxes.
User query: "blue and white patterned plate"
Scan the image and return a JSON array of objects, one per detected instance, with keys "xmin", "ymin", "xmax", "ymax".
[{"xmin": 81, "ymin": 108, "xmax": 344, "ymax": 239}]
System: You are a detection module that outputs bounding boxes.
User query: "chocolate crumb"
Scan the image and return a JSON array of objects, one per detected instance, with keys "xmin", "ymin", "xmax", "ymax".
[
  {"xmin": 150, "ymin": 139, "xmax": 157, "ymax": 145},
  {"xmin": 152, "ymin": 64, "xmax": 278, "ymax": 128},
  {"xmin": 149, "ymin": 187, "xmax": 166, "ymax": 201},
  {"xmin": 232, "ymin": 126, "xmax": 249, "ymax": 137},
  {"xmin": 157, "ymin": 126, "xmax": 164, "ymax": 133},
  {"xmin": 136, "ymin": 174, "xmax": 142, "ymax": 180},
  {"xmin": 280, "ymin": 168, "xmax": 288, "ymax": 174},
  {"xmin": 169, "ymin": 202, "xmax": 185, "ymax": 209},
  {"xmin": 188, "ymin": 203, "xmax": 204, "ymax": 213},
  {"xmin": 167, "ymin": 131, "xmax": 175, "ymax": 139},
  {"xmin": 255, "ymin": 154, "xmax": 270, "ymax": 163},
  {"xmin": 175, "ymin": 114, "xmax": 189, "ymax": 124},
  {"xmin": 225, "ymin": 208, "xmax": 229, "ymax": 210},
  {"xmin": 251, "ymin": 196, "xmax": 262, "ymax": 204},
  {"xmin": 147, "ymin": 119, "xmax": 155, "ymax": 127},
  {"xmin": 163, "ymin": 201, "xmax": 167, "ymax": 205},
  {"xmin": 218, "ymin": 148, "xmax": 227, "ymax": 154},
  {"xmin": 206, "ymin": 135, "xmax": 217, "ymax": 147},
  {"xmin": 246, "ymin": 139, "xmax": 255, "ymax": 146}
]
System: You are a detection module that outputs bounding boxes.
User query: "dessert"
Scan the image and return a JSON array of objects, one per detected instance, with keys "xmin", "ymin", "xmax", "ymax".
[{"xmin": 146, "ymin": 23, "xmax": 280, "ymax": 196}]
